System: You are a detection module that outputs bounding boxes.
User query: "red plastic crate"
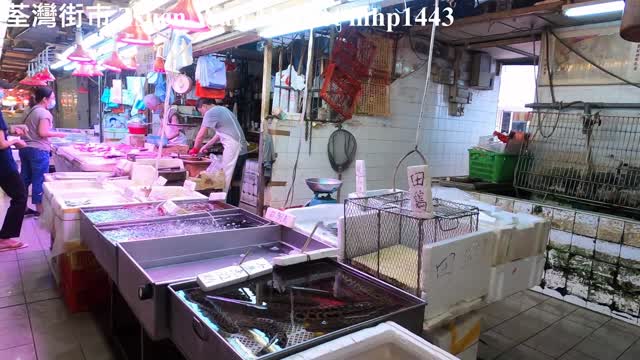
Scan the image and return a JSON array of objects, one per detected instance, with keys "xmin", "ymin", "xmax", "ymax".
[
  {"xmin": 63, "ymin": 283, "xmax": 109, "ymax": 313},
  {"xmin": 332, "ymin": 28, "xmax": 377, "ymax": 79},
  {"xmin": 320, "ymin": 63, "xmax": 362, "ymax": 120}
]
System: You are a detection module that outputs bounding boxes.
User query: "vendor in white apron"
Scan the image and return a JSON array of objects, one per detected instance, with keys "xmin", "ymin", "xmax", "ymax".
[{"xmin": 191, "ymin": 98, "xmax": 247, "ymax": 193}]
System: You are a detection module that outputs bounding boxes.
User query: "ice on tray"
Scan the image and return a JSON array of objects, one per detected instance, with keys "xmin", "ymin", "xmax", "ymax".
[
  {"xmin": 102, "ymin": 213, "xmax": 265, "ymax": 242},
  {"xmin": 85, "ymin": 201, "xmax": 228, "ymax": 224}
]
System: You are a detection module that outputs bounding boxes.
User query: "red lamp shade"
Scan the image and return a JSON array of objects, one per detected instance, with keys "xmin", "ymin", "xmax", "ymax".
[
  {"xmin": 164, "ymin": 0, "xmax": 208, "ymax": 31},
  {"xmin": 72, "ymin": 64, "xmax": 94, "ymax": 77},
  {"xmin": 91, "ymin": 65, "xmax": 104, "ymax": 77},
  {"xmin": 102, "ymin": 51, "xmax": 127, "ymax": 72},
  {"xmin": 124, "ymin": 56, "xmax": 137, "ymax": 70},
  {"xmin": 33, "ymin": 67, "xmax": 56, "ymax": 82},
  {"xmin": 116, "ymin": 19, "xmax": 153, "ymax": 46},
  {"xmin": 19, "ymin": 76, "xmax": 47, "ymax": 86},
  {"xmin": 68, "ymin": 44, "xmax": 95, "ymax": 63}
]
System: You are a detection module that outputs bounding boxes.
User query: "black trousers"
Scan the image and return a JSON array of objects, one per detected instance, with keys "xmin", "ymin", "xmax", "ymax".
[
  {"xmin": 227, "ymin": 154, "xmax": 249, "ymax": 206},
  {"xmin": 0, "ymin": 170, "xmax": 27, "ymax": 239}
]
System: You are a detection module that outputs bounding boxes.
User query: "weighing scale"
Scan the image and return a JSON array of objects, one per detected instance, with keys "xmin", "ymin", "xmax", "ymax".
[{"xmin": 305, "ymin": 178, "xmax": 342, "ymax": 206}]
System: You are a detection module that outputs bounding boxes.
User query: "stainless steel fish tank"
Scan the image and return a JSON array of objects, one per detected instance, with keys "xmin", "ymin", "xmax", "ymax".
[
  {"xmin": 80, "ymin": 201, "xmax": 239, "ymax": 281},
  {"xmin": 80, "ymin": 201, "xmax": 334, "ymax": 340},
  {"xmin": 168, "ymin": 259, "xmax": 425, "ymax": 360}
]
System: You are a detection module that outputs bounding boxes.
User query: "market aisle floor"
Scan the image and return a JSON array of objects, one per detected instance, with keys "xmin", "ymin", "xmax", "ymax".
[
  {"xmin": 478, "ymin": 290, "xmax": 640, "ymax": 360},
  {"xmin": 0, "ymin": 215, "xmax": 116, "ymax": 360}
]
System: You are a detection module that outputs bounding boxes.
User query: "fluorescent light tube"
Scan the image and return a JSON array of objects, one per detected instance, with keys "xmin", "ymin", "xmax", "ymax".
[{"xmin": 563, "ymin": 0, "xmax": 624, "ymax": 17}]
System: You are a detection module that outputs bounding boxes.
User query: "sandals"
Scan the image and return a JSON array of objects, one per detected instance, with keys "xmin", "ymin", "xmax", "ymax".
[{"xmin": 0, "ymin": 240, "xmax": 28, "ymax": 252}]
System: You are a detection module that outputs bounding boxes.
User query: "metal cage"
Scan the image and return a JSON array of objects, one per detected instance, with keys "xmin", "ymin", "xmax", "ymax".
[
  {"xmin": 515, "ymin": 111, "xmax": 640, "ymax": 212},
  {"xmin": 343, "ymin": 192, "xmax": 479, "ymax": 296}
]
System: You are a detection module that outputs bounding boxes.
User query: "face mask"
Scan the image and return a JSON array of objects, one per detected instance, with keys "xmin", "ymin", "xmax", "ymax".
[
  {"xmin": 0, "ymin": 90, "xmax": 4, "ymax": 100},
  {"xmin": 47, "ymin": 99, "xmax": 56, "ymax": 109}
]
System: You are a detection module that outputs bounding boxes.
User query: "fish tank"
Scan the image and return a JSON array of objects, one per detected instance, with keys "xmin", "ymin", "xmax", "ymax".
[{"xmin": 169, "ymin": 260, "xmax": 425, "ymax": 360}]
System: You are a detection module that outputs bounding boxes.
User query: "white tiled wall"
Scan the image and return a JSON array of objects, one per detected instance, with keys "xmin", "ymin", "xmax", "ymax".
[{"xmin": 267, "ymin": 43, "xmax": 501, "ymax": 208}]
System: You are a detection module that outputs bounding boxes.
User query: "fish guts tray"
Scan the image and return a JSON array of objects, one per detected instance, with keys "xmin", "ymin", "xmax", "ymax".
[{"xmin": 168, "ymin": 259, "xmax": 425, "ymax": 360}]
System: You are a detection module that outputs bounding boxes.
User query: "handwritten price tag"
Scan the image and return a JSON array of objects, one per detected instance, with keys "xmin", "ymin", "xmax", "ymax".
[
  {"xmin": 153, "ymin": 176, "xmax": 168, "ymax": 186},
  {"xmin": 209, "ymin": 192, "xmax": 227, "ymax": 201},
  {"xmin": 161, "ymin": 200, "xmax": 181, "ymax": 215},
  {"xmin": 183, "ymin": 180, "xmax": 197, "ymax": 192},
  {"xmin": 144, "ymin": 143, "xmax": 155, "ymax": 151},
  {"xmin": 265, "ymin": 207, "xmax": 296, "ymax": 228}
]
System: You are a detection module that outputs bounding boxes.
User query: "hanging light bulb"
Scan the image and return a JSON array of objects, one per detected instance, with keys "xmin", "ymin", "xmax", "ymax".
[
  {"xmin": 116, "ymin": 15, "xmax": 153, "ymax": 46},
  {"xmin": 68, "ymin": 30, "xmax": 96, "ymax": 63},
  {"xmin": 102, "ymin": 42, "xmax": 127, "ymax": 72},
  {"xmin": 164, "ymin": 0, "xmax": 208, "ymax": 32}
]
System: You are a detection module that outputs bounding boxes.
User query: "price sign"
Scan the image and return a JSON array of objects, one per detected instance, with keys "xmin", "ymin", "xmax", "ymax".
[
  {"xmin": 183, "ymin": 180, "xmax": 197, "ymax": 192},
  {"xmin": 407, "ymin": 165, "xmax": 433, "ymax": 218},
  {"xmin": 153, "ymin": 176, "xmax": 168, "ymax": 186},
  {"xmin": 144, "ymin": 143, "xmax": 155, "ymax": 151},
  {"xmin": 160, "ymin": 200, "xmax": 181, "ymax": 215},
  {"xmin": 265, "ymin": 207, "xmax": 296, "ymax": 228},
  {"xmin": 209, "ymin": 192, "xmax": 227, "ymax": 201}
]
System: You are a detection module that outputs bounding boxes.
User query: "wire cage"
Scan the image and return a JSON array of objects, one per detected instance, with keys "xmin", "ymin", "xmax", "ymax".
[
  {"xmin": 343, "ymin": 192, "xmax": 479, "ymax": 296},
  {"xmin": 514, "ymin": 112, "xmax": 640, "ymax": 213}
]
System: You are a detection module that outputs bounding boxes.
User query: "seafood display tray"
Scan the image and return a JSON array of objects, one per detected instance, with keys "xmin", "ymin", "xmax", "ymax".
[
  {"xmin": 80, "ymin": 200, "xmax": 233, "ymax": 226},
  {"xmin": 80, "ymin": 207, "xmax": 272, "ymax": 283},
  {"xmin": 168, "ymin": 259, "xmax": 425, "ymax": 360},
  {"xmin": 118, "ymin": 226, "xmax": 328, "ymax": 341}
]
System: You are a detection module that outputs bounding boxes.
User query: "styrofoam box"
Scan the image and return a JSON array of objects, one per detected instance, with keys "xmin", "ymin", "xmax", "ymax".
[
  {"xmin": 284, "ymin": 204, "xmax": 344, "ymax": 247},
  {"xmin": 487, "ymin": 254, "xmax": 546, "ymax": 303},
  {"xmin": 284, "ymin": 322, "xmax": 458, "ymax": 360},
  {"xmin": 422, "ymin": 229, "xmax": 494, "ymax": 321},
  {"xmin": 484, "ymin": 212, "xmax": 550, "ymax": 266},
  {"xmin": 423, "ymin": 311, "xmax": 481, "ymax": 359},
  {"xmin": 48, "ymin": 190, "xmax": 138, "ymax": 257}
]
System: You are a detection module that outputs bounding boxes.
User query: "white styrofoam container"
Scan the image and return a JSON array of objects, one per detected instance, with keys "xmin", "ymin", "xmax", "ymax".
[
  {"xmin": 487, "ymin": 213, "xmax": 550, "ymax": 266},
  {"xmin": 487, "ymin": 254, "xmax": 546, "ymax": 302},
  {"xmin": 48, "ymin": 190, "xmax": 137, "ymax": 257},
  {"xmin": 423, "ymin": 311, "xmax": 481, "ymax": 359},
  {"xmin": 44, "ymin": 172, "xmax": 113, "ymax": 182},
  {"xmin": 284, "ymin": 204, "xmax": 344, "ymax": 247},
  {"xmin": 284, "ymin": 322, "xmax": 458, "ymax": 360},
  {"xmin": 422, "ymin": 229, "xmax": 494, "ymax": 321}
]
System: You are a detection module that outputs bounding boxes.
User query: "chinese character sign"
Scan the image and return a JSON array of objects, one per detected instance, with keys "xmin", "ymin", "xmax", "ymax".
[
  {"xmin": 407, "ymin": 165, "xmax": 432, "ymax": 218},
  {"xmin": 6, "ymin": 2, "xmax": 107, "ymax": 28}
]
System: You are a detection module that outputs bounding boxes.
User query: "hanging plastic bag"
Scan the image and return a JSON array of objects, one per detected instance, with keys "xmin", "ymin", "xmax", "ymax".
[{"xmin": 101, "ymin": 88, "xmax": 111, "ymax": 103}]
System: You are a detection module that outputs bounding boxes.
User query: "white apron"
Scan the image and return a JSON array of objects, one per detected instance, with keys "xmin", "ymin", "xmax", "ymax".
[{"xmin": 218, "ymin": 132, "xmax": 241, "ymax": 193}]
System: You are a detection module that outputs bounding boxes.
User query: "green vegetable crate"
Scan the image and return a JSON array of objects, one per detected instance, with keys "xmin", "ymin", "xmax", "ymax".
[{"xmin": 468, "ymin": 148, "xmax": 519, "ymax": 183}]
